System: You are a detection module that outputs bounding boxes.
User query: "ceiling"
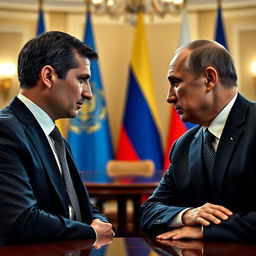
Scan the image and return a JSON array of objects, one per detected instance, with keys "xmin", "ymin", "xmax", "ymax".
[{"xmin": 0, "ymin": 0, "xmax": 255, "ymax": 12}]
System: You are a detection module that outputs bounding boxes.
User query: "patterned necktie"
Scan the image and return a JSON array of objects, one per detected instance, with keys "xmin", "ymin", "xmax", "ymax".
[
  {"xmin": 203, "ymin": 129, "xmax": 216, "ymax": 180},
  {"xmin": 50, "ymin": 126, "xmax": 82, "ymax": 222}
]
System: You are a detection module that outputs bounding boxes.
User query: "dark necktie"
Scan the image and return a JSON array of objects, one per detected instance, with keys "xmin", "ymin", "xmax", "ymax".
[
  {"xmin": 50, "ymin": 126, "xmax": 82, "ymax": 222},
  {"xmin": 203, "ymin": 129, "xmax": 216, "ymax": 180}
]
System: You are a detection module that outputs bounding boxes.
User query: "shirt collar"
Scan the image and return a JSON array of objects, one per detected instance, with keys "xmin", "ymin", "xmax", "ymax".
[
  {"xmin": 17, "ymin": 93, "xmax": 55, "ymax": 136},
  {"xmin": 207, "ymin": 93, "xmax": 238, "ymax": 140}
]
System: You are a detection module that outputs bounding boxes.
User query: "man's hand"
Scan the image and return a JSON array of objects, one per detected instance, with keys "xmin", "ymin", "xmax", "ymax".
[
  {"xmin": 156, "ymin": 226, "xmax": 203, "ymax": 240},
  {"xmin": 90, "ymin": 218, "xmax": 115, "ymax": 239},
  {"xmin": 182, "ymin": 203, "xmax": 233, "ymax": 226}
]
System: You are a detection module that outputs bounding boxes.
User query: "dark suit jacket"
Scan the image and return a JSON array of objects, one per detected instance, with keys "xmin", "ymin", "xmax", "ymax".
[
  {"xmin": 140, "ymin": 93, "xmax": 256, "ymax": 243},
  {"xmin": 0, "ymin": 97, "xmax": 107, "ymax": 245}
]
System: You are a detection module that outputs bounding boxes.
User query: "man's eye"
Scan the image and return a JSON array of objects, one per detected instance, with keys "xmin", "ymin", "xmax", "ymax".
[
  {"xmin": 78, "ymin": 78, "xmax": 84, "ymax": 84},
  {"xmin": 172, "ymin": 79, "xmax": 181, "ymax": 87},
  {"xmin": 78, "ymin": 78, "xmax": 89, "ymax": 86}
]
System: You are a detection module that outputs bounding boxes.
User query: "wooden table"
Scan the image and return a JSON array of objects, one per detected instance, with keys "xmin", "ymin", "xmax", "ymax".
[
  {"xmin": 1, "ymin": 237, "xmax": 256, "ymax": 255},
  {"xmin": 85, "ymin": 182, "xmax": 158, "ymax": 236}
]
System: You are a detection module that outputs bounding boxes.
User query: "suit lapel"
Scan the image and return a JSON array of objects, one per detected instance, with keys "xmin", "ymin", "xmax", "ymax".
[
  {"xmin": 26, "ymin": 126, "xmax": 69, "ymax": 211},
  {"xmin": 211, "ymin": 94, "xmax": 248, "ymax": 202},
  {"xmin": 10, "ymin": 97, "xmax": 69, "ymax": 216},
  {"xmin": 189, "ymin": 127, "xmax": 210, "ymax": 203}
]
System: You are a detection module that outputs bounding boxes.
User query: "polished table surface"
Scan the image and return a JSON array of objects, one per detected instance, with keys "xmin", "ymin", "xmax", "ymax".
[{"xmin": 1, "ymin": 237, "xmax": 256, "ymax": 256}]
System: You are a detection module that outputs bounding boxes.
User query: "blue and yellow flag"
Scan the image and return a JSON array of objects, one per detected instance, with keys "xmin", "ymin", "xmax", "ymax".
[
  {"xmin": 68, "ymin": 12, "xmax": 113, "ymax": 182},
  {"xmin": 116, "ymin": 13, "xmax": 163, "ymax": 181}
]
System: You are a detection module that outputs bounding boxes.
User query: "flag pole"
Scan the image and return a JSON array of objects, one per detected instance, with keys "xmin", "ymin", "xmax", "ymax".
[
  {"xmin": 36, "ymin": 0, "xmax": 45, "ymax": 36},
  {"xmin": 214, "ymin": 0, "xmax": 228, "ymax": 49},
  {"xmin": 84, "ymin": 0, "xmax": 91, "ymax": 13},
  {"xmin": 39, "ymin": 0, "xmax": 43, "ymax": 10}
]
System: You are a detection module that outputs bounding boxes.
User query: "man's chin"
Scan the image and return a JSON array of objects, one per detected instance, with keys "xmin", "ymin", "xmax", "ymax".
[
  {"xmin": 68, "ymin": 111, "xmax": 78, "ymax": 119},
  {"xmin": 179, "ymin": 114, "xmax": 187, "ymax": 122},
  {"xmin": 72, "ymin": 113, "xmax": 78, "ymax": 118},
  {"xmin": 178, "ymin": 112, "xmax": 192, "ymax": 122}
]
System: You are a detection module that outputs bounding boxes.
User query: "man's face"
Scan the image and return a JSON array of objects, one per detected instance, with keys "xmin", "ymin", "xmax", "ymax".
[
  {"xmin": 51, "ymin": 53, "xmax": 92, "ymax": 119},
  {"xmin": 166, "ymin": 48, "xmax": 212, "ymax": 125}
]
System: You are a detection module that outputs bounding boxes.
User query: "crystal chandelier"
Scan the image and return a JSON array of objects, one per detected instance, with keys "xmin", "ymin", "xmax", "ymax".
[{"xmin": 84, "ymin": 0, "xmax": 184, "ymax": 21}]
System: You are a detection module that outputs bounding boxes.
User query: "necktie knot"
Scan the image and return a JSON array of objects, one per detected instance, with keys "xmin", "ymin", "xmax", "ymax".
[
  {"xmin": 50, "ymin": 126, "xmax": 62, "ymax": 142},
  {"xmin": 204, "ymin": 129, "xmax": 215, "ymax": 145}
]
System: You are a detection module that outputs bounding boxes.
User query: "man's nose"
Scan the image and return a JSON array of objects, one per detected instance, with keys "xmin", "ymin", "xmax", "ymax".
[
  {"xmin": 82, "ymin": 81, "xmax": 93, "ymax": 100},
  {"xmin": 167, "ymin": 88, "xmax": 177, "ymax": 104}
]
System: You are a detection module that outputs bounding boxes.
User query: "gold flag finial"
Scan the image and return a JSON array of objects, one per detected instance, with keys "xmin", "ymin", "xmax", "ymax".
[
  {"xmin": 84, "ymin": 0, "xmax": 91, "ymax": 13},
  {"xmin": 217, "ymin": 0, "xmax": 222, "ymax": 8},
  {"xmin": 39, "ymin": 0, "xmax": 44, "ymax": 10}
]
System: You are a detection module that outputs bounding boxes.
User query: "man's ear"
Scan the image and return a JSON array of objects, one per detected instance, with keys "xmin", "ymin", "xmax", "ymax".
[
  {"xmin": 40, "ymin": 65, "xmax": 56, "ymax": 89},
  {"xmin": 204, "ymin": 66, "xmax": 217, "ymax": 92}
]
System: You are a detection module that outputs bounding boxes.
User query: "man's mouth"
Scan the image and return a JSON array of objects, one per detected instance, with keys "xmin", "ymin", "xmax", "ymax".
[
  {"xmin": 76, "ymin": 102, "xmax": 83, "ymax": 109},
  {"xmin": 175, "ymin": 106, "xmax": 183, "ymax": 114}
]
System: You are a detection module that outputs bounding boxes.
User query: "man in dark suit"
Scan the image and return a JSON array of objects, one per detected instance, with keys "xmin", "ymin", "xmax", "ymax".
[
  {"xmin": 140, "ymin": 39, "xmax": 256, "ymax": 243},
  {"xmin": 0, "ymin": 31, "xmax": 114, "ymax": 245}
]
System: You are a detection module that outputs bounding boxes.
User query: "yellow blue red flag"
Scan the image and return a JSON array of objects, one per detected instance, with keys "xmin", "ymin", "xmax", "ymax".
[{"xmin": 116, "ymin": 12, "xmax": 163, "ymax": 181}]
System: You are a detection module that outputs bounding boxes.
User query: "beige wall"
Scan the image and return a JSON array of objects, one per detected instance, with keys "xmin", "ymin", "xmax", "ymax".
[{"xmin": 0, "ymin": 5, "xmax": 256, "ymax": 152}]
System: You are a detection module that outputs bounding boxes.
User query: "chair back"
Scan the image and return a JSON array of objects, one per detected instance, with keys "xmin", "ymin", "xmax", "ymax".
[{"xmin": 106, "ymin": 160, "xmax": 155, "ymax": 179}]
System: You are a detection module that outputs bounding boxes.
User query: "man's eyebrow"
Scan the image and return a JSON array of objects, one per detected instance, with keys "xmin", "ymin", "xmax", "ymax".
[
  {"xmin": 78, "ymin": 74, "xmax": 90, "ymax": 79},
  {"xmin": 167, "ymin": 75, "xmax": 181, "ymax": 81}
]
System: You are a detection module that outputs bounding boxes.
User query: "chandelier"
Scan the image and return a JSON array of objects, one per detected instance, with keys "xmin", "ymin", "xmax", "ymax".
[{"xmin": 84, "ymin": 0, "xmax": 184, "ymax": 21}]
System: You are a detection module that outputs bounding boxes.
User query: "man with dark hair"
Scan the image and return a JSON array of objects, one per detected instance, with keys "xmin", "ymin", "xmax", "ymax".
[
  {"xmin": 0, "ymin": 31, "xmax": 114, "ymax": 245},
  {"xmin": 140, "ymin": 39, "xmax": 256, "ymax": 243}
]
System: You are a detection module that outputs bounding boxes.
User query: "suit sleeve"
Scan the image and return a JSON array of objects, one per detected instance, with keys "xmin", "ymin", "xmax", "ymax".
[
  {"xmin": 90, "ymin": 206, "xmax": 107, "ymax": 221},
  {"xmin": 204, "ymin": 212, "xmax": 256, "ymax": 243},
  {"xmin": 0, "ymin": 122, "xmax": 97, "ymax": 245},
  {"xmin": 140, "ymin": 143, "xmax": 187, "ymax": 236}
]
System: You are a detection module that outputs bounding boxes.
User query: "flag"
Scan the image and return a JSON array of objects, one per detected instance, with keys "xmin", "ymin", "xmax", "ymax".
[
  {"xmin": 36, "ymin": 9, "xmax": 45, "ymax": 36},
  {"xmin": 163, "ymin": 7, "xmax": 195, "ymax": 170},
  {"xmin": 164, "ymin": 108, "xmax": 187, "ymax": 170},
  {"xmin": 67, "ymin": 12, "xmax": 113, "ymax": 182},
  {"xmin": 116, "ymin": 12, "xmax": 163, "ymax": 181},
  {"xmin": 214, "ymin": 4, "xmax": 228, "ymax": 49}
]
